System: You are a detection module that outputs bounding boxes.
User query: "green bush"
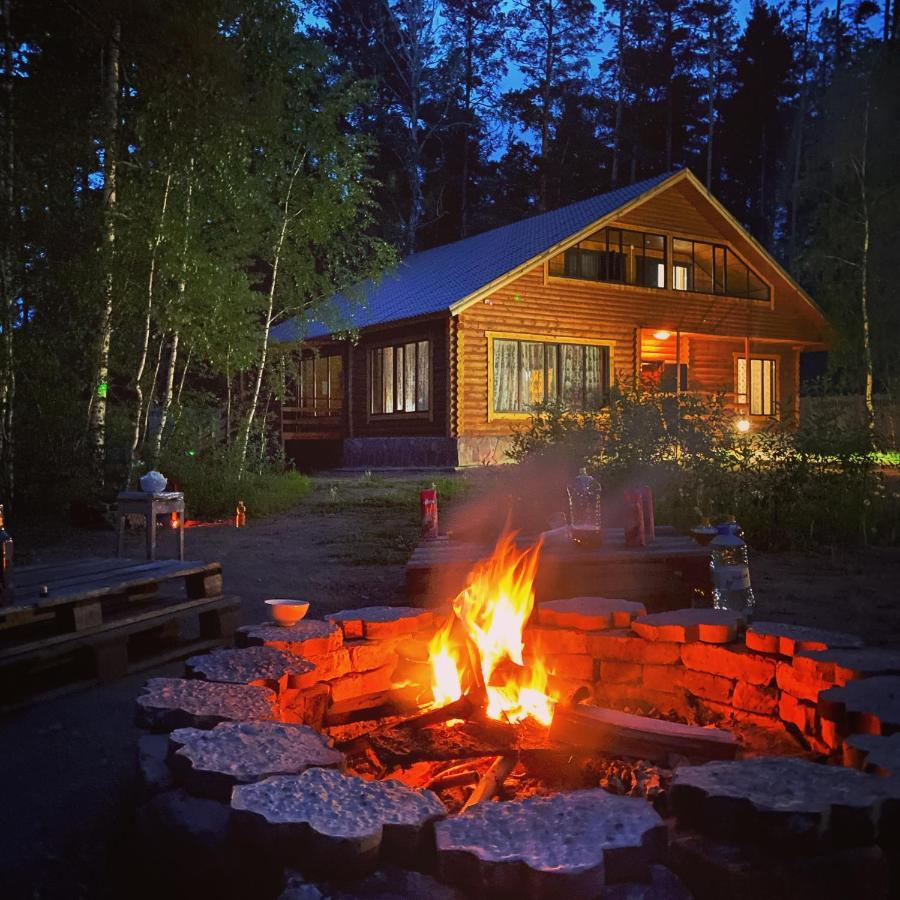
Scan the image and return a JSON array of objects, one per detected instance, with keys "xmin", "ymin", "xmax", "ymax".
[
  {"xmin": 508, "ymin": 386, "xmax": 899, "ymax": 550},
  {"xmin": 159, "ymin": 446, "xmax": 311, "ymax": 519}
]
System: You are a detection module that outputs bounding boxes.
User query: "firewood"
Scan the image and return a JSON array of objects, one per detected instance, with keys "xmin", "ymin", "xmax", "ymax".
[
  {"xmin": 548, "ymin": 704, "xmax": 737, "ymax": 765},
  {"xmin": 462, "ymin": 755, "xmax": 517, "ymax": 811},
  {"xmin": 427, "ymin": 769, "xmax": 481, "ymax": 791}
]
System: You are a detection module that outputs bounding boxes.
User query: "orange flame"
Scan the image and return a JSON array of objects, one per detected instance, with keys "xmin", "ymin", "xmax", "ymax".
[
  {"xmin": 169, "ymin": 511, "xmax": 180, "ymax": 529},
  {"xmin": 428, "ymin": 531, "xmax": 555, "ymax": 726}
]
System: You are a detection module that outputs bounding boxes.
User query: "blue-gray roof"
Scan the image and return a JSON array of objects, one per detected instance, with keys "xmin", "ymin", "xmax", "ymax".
[{"xmin": 271, "ymin": 171, "xmax": 676, "ymax": 342}]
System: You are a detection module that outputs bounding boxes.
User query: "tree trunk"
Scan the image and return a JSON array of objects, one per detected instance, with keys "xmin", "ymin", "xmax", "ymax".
[
  {"xmin": 788, "ymin": 0, "xmax": 811, "ymax": 267},
  {"xmin": 0, "ymin": 0, "xmax": 16, "ymax": 504},
  {"xmin": 238, "ymin": 164, "xmax": 299, "ymax": 473},
  {"xmin": 611, "ymin": 0, "xmax": 625, "ymax": 187},
  {"xmin": 127, "ymin": 171, "xmax": 172, "ymax": 485},
  {"xmin": 856, "ymin": 97, "xmax": 876, "ymax": 438},
  {"xmin": 705, "ymin": 11, "xmax": 716, "ymax": 190},
  {"xmin": 152, "ymin": 163, "xmax": 193, "ymax": 463},
  {"xmin": 141, "ymin": 338, "xmax": 165, "ymax": 450},
  {"xmin": 87, "ymin": 18, "xmax": 120, "ymax": 483}
]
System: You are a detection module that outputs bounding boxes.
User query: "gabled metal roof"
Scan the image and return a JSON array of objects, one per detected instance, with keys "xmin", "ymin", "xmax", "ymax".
[{"xmin": 270, "ymin": 171, "xmax": 677, "ymax": 343}]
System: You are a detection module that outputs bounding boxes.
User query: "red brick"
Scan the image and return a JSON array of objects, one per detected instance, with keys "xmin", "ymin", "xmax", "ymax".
[
  {"xmin": 547, "ymin": 675, "xmax": 594, "ymax": 704},
  {"xmin": 329, "ymin": 664, "xmax": 394, "ymax": 703},
  {"xmin": 778, "ymin": 691, "xmax": 817, "ymax": 733},
  {"xmin": 536, "ymin": 597, "xmax": 646, "ymax": 631},
  {"xmin": 642, "ymin": 663, "xmax": 685, "ymax": 694},
  {"xmin": 545, "ymin": 654, "xmax": 597, "ymax": 682},
  {"xmin": 593, "ymin": 683, "xmax": 692, "ymax": 718},
  {"xmin": 683, "ymin": 670, "xmax": 735, "ymax": 703},
  {"xmin": 524, "ymin": 625, "xmax": 591, "ymax": 655},
  {"xmin": 585, "ymin": 630, "xmax": 681, "ymax": 664},
  {"xmin": 345, "ymin": 640, "xmax": 399, "ymax": 673},
  {"xmin": 775, "ymin": 661, "xmax": 834, "ymax": 704},
  {"xmin": 819, "ymin": 717, "xmax": 842, "ymax": 750},
  {"xmin": 280, "ymin": 683, "xmax": 330, "ymax": 728},
  {"xmin": 306, "ymin": 649, "xmax": 351, "ymax": 681},
  {"xmin": 599, "ymin": 661, "xmax": 643, "ymax": 685},
  {"xmin": 700, "ymin": 699, "xmax": 779, "ymax": 730},
  {"xmin": 681, "ymin": 643, "xmax": 775, "ymax": 686},
  {"xmin": 732, "ymin": 681, "xmax": 778, "ymax": 715}
]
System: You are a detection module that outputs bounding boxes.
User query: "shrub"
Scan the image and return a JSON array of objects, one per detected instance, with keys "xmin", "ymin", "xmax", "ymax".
[{"xmin": 508, "ymin": 386, "xmax": 898, "ymax": 550}]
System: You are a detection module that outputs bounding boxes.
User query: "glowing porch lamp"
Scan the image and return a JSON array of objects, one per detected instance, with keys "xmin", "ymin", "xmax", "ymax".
[
  {"xmin": 652, "ymin": 330, "xmax": 671, "ymax": 341},
  {"xmin": 735, "ymin": 416, "xmax": 751, "ymax": 434}
]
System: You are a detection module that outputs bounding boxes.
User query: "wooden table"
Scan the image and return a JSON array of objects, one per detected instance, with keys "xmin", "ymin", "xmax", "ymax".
[
  {"xmin": 0, "ymin": 557, "xmax": 238, "ymax": 706},
  {"xmin": 116, "ymin": 491, "xmax": 185, "ymax": 560},
  {"xmin": 405, "ymin": 527, "xmax": 712, "ymax": 611}
]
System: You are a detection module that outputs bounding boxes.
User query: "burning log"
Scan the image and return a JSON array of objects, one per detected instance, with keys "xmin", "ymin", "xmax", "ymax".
[
  {"xmin": 461, "ymin": 755, "xmax": 517, "ymax": 811},
  {"xmin": 548, "ymin": 703, "xmax": 738, "ymax": 765}
]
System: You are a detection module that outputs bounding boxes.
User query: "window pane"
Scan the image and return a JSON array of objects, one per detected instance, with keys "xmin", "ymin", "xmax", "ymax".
[
  {"xmin": 371, "ymin": 349, "xmax": 383, "ymax": 414},
  {"xmin": 395, "ymin": 345, "xmax": 404, "ymax": 412},
  {"xmin": 621, "ymin": 230, "xmax": 643, "ymax": 285},
  {"xmin": 693, "ymin": 241, "xmax": 714, "ymax": 294},
  {"xmin": 606, "ymin": 229, "xmax": 624, "ymax": 281},
  {"xmin": 673, "ymin": 239, "xmax": 692, "ymax": 291},
  {"xmin": 584, "ymin": 345, "xmax": 605, "ymax": 408},
  {"xmin": 328, "ymin": 355, "xmax": 343, "ymax": 415},
  {"xmin": 520, "ymin": 342, "xmax": 546, "ymax": 408},
  {"xmin": 560, "ymin": 344, "xmax": 585, "ymax": 406},
  {"xmin": 315, "ymin": 356, "xmax": 329, "ymax": 415},
  {"xmin": 493, "ymin": 339, "xmax": 519, "ymax": 412},
  {"xmin": 548, "ymin": 252, "xmax": 564, "ymax": 277},
  {"xmin": 736, "ymin": 357, "xmax": 747, "ymax": 404},
  {"xmin": 749, "ymin": 358, "xmax": 763, "ymax": 415},
  {"xmin": 726, "ymin": 251, "xmax": 749, "ymax": 298},
  {"xmin": 564, "ymin": 249, "xmax": 580, "ymax": 277},
  {"xmin": 747, "ymin": 269, "xmax": 769, "ymax": 301},
  {"xmin": 545, "ymin": 344, "xmax": 557, "ymax": 399},
  {"xmin": 642, "ymin": 233, "xmax": 665, "ymax": 288},
  {"xmin": 301, "ymin": 357, "xmax": 315, "ymax": 414},
  {"xmin": 763, "ymin": 360, "xmax": 774, "ymax": 415},
  {"xmin": 714, "ymin": 246, "xmax": 726, "ymax": 294},
  {"xmin": 416, "ymin": 341, "xmax": 429, "ymax": 411},
  {"xmin": 402, "ymin": 343, "xmax": 416, "ymax": 412},
  {"xmin": 382, "ymin": 347, "xmax": 394, "ymax": 413}
]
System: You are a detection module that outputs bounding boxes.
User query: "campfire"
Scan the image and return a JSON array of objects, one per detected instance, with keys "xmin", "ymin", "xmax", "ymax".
[{"xmin": 427, "ymin": 530, "xmax": 554, "ymax": 726}]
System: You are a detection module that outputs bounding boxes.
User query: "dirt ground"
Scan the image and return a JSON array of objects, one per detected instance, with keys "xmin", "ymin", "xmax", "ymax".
[{"xmin": 1, "ymin": 472, "xmax": 899, "ymax": 898}]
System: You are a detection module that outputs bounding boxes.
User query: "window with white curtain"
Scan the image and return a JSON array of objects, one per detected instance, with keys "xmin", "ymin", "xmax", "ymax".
[
  {"xmin": 492, "ymin": 338, "xmax": 609, "ymax": 413},
  {"xmin": 736, "ymin": 357, "xmax": 776, "ymax": 416},
  {"xmin": 370, "ymin": 340, "xmax": 430, "ymax": 415}
]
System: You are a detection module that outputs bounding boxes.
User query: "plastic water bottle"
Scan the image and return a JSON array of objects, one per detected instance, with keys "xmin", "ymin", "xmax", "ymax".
[
  {"xmin": 709, "ymin": 530, "xmax": 755, "ymax": 615},
  {"xmin": 567, "ymin": 468, "xmax": 602, "ymax": 548}
]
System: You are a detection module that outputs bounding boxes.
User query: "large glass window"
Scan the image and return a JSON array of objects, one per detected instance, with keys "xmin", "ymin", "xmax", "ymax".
[
  {"xmin": 672, "ymin": 239, "xmax": 770, "ymax": 301},
  {"xmin": 549, "ymin": 227, "xmax": 666, "ymax": 289},
  {"xmin": 736, "ymin": 357, "xmax": 776, "ymax": 416},
  {"xmin": 299, "ymin": 353, "xmax": 343, "ymax": 417},
  {"xmin": 370, "ymin": 341, "xmax": 430, "ymax": 415},
  {"xmin": 492, "ymin": 338, "xmax": 610, "ymax": 413}
]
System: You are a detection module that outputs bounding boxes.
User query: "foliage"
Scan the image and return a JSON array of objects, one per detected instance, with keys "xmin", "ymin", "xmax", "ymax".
[{"xmin": 509, "ymin": 389, "xmax": 898, "ymax": 550}]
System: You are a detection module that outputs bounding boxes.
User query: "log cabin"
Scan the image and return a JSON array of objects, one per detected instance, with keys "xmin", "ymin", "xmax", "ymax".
[{"xmin": 271, "ymin": 168, "xmax": 830, "ymax": 468}]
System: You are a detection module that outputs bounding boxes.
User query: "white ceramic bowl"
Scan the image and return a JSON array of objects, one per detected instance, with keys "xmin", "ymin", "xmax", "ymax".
[{"xmin": 265, "ymin": 599, "xmax": 310, "ymax": 627}]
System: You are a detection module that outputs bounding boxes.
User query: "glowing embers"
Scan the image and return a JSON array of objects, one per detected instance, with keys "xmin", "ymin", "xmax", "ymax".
[{"xmin": 428, "ymin": 531, "xmax": 556, "ymax": 726}]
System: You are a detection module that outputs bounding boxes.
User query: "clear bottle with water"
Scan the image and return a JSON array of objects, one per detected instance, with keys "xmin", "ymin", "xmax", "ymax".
[
  {"xmin": 709, "ymin": 529, "xmax": 755, "ymax": 615},
  {"xmin": 567, "ymin": 468, "xmax": 602, "ymax": 548}
]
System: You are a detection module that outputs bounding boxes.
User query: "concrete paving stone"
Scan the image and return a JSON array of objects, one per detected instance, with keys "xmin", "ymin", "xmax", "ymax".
[
  {"xmin": 632, "ymin": 610, "xmax": 745, "ymax": 645},
  {"xmin": 680, "ymin": 643, "xmax": 775, "ymax": 686},
  {"xmin": 844, "ymin": 733, "xmax": 900, "ymax": 776},
  {"xmin": 279, "ymin": 865, "xmax": 467, "ymax": 900},
  {"xmin": 746, "ymin": 622, "xmax": 864, "ymax": 657},
  {"xmin": 818, "ymin": 675, "xmax": 900, "ymax": 736},
  {"xmin": 186, "ymin": 646, "xmax": 317, "ymax": 692},
  {"xmin": 671, "ymin": 756, "xmax": 900, "ymax": 851},
  {"xmin": 434, "ymin": 788, "xmax": 666, "ymax": 898},
  {"xmin": 775, "ymin": 660, "xmax": 835, "ymax": 705},
  {"xmin": 243, "ymin": 620, "xmax": 343, "ymax": 657},
  {"xmin": 794, "ymin": 648, "xmax": 900, "ymax": 686},
  {"xmin": 325, "ymin": 607, "xmax": 434, "ymax": 640},
  {"xmin": 345, "ymin": 640, "xmax": 400, "ymax": 673},
  {"xmin": 587, "ymin": 630, "xmax": 682, "ymax": 665},
  {"xmin": 601, "ymin": 864, "xmax": 694, "ymax": 900},
  {"xmin": 136, "ymin": 677, "xmax": 277, "ymax": 733},
  {"xmin": 169, "ymin": 721, "xmax": 344, "ymax": 801},
  {"xmin": 231, "ymin": 769, "xmax": 446, "ymax": 872},
  {"xmin": 137, "ymin": 733, "xmax": 174, "ymax": 798},
  {"xmin": 536, "ymin": 597, "xmax": 647, "ymax": 631}
]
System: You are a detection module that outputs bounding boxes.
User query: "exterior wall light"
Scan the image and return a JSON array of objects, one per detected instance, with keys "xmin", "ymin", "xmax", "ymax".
[
  {"xmin": 652, "ymin": 330, "xmax": 671, "ymax": 340},
  {"xmin": 735, "ymin": 417, "xmax": 751, "ymax": 434}
]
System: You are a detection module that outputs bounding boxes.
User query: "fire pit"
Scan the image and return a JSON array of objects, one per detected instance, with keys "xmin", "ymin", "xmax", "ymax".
[{"xmin": 133, "ymin": 532, "xmax": 900, "ymax": 899}]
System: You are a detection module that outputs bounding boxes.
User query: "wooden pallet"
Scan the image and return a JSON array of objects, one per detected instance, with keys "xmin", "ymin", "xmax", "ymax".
[
  {"xmin": 405, "ymin": 527, "xmax": 712, "ymax": 610},
  {"xmin": 0, "ymin": 557, "xmax": 238, "ymax": 707}
]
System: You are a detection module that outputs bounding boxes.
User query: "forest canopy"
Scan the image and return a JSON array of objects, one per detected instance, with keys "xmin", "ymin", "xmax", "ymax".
[{"xmin": 1, "ymin": 0, "xmax": 897, "ymax": 516}]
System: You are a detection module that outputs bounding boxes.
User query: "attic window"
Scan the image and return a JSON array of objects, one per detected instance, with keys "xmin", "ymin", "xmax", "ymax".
[
  {"xmin": 672, "ymin": 239, "xmax": 769, "ymax": 301},
  {"xmin": 548, "ymin": 228, "xmax": 665, "ymax": 289}
]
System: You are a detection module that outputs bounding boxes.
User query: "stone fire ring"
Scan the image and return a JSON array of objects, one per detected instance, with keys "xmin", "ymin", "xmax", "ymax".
[
  {"xmin": 168, "ymin": 721, "xmax": 345, "ymax": 802},
  {"xmin": 231, "ymin": 768, "xmax": 446, "ymax": 872},
  {"xmin": 434, "ymin": 789, "xmax": 666, "ymax": 897}
]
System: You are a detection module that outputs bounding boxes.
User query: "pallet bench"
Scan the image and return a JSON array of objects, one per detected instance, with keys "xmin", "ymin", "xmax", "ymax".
[
  {"xmin": 0, "ymin": 558, "xmax": 239, "ymax": 707},
  {"xmin": 405, "ymin": 527, "xmax": 712, "ymax": 610}
]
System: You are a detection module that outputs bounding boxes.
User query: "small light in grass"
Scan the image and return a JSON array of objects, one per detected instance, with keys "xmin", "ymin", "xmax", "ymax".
[
  {"xmin": 186, "ymin": 449, "xmax": 196, "ymax": 457},
  {"xmin": 735, "ymin": 417, "xmax": 751, "ymax": 434},
  {"xmin": 652, "ymin": 330, "xmax": 671, "ymax": 341}
]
